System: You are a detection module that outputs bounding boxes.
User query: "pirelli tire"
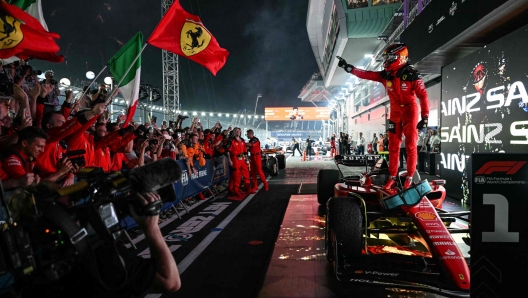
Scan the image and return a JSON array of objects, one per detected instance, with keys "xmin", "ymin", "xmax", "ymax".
[
  {"xmin": 276, "ymin": 154, "xmax": 286, "ymax": 170},
  {"xmin": 326, "ymin": 195, "xmax": 364, "ymax": 266},
  {"xmin": 267, "ymin": 157, "xmax": 278, "ymax": 176},
  {"xmin": 317, "ymin": 169, "xmax": 340, "ymax": 205}
]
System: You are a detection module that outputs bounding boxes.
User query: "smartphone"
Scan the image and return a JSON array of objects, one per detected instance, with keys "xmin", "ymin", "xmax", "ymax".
[
  {"xmin": 152, "ymin": 116, "xmax": 157, "ymax": 123},
  {"xmin": 24, "ymin": 108, "xmax": 30, "ymax": 118}
]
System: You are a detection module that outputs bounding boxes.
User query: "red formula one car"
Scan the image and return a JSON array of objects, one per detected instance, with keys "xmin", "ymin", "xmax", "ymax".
[{"xmin": 317, "ymin": 155, "xmax": 471, "ymax": 297}]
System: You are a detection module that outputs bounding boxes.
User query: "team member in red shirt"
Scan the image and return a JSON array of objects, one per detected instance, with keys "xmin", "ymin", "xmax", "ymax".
[
  {"xmin": 228, "ymin": 127, "xmax": 250, "ymax": 198},
  {"xmin": 338, "ymin": 43, "xmax": 429, "ymax": 189},
  {"xmin": 36, "ymin": 103, "xmax": 105, "ymax": 184},
  {"xmin": 246, "ymin": 129, "xmax": 268, "ymax": 193},
  {"xmin": 2, "ymin": 126, "xmax": 54, "ymax": 180}
]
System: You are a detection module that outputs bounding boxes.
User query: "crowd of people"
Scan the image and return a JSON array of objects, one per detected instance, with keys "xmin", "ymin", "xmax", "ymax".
[
  {"xmin": 326, "ymin": 128, "xmax": 441, "ymax": 161},
  {"xmin": 0, "ymin": 60, "xmax": 276, "ymax": 296},
  {"xmin": 0, "ymin": 61, "xmax": 270, "ymax": 200}
]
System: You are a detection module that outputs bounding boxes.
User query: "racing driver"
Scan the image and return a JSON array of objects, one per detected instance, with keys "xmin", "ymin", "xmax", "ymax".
[{"xmin": 337, "ymin": 43, "xmax": 429, "ymax": 190}]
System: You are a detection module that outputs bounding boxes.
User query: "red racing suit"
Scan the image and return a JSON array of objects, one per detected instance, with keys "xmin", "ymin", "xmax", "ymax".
[
  {"xmin": 348, "ymin": 64, "xmax": 429, "ymax": 178},
  {"xmin": 246, "ymin": 137, "xmax": 267, "ymax": 189},
  {"xmin": 228, "ymin": 137, "xmax": 250, "ymax": 194}
]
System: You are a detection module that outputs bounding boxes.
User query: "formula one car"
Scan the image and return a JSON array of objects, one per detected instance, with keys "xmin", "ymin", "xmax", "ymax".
[
  {"xmin": 261, "ymin": 148, "xmax": 286, "ymax": 176},
  {"xmin": 317, "ymin": 155, "xmax": 471, "ymax": 297}
]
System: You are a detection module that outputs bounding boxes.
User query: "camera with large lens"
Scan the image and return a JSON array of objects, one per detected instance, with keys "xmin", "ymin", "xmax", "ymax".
[{"xmin": 0, "ymin": 159, "xmax": 181, "ymax": 295}]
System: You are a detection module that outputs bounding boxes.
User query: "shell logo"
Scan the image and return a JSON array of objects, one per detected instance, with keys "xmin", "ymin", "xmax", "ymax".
[
  {"xmin": 415, "ymin": 212, "xmax": 437, "ymax": 220},
  {"xmin": 387, "ymin": 81, "xmax": 392, "ymax": 87}
]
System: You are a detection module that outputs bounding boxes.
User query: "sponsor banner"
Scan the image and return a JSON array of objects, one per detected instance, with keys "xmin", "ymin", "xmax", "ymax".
[
  {"xmin": 471, "ymin": 153, "xmax": 528, "ymax": 296},
  {"xmin": 264, "ymin": 107, "xmax": 331, "ymax": 121},
  {"xmin": 440, "ymin": 23, "xmax": 528, "ymax": 201},
  {"xmin": 122, "ymin": 159, "xmax": 216, "ymax": 229},
  {"xmin": 212, "ymin": 155, "xmax": 230, "ymax": 185},
  {"xmin": 270, "ymin": 131, "xmax": 310, "ymax": 139},
  {"xmin": 176, "ymin": 159, "xmax": 213, "ymax": 199},
  {"xmin": 401, "ymin": 0, "xmax": 507, "ymax": 63}
]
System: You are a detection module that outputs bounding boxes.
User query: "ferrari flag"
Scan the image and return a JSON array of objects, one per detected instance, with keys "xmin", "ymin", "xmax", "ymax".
[
  {"xmin": 108, "ymin": 32, "xmax": 143, "ymax": 128},
  {"xmin": 0, "ymin": 1, "xmax": 63, "ymax": 62},
  {"xmin": 147, "ymin": 0, "xmax": 229, "ymax": 76}
]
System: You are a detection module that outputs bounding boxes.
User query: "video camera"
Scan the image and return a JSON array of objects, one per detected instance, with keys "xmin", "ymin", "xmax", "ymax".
[{"xmin": 0, "ymin": 159, "xmax": 181, "ymax": 295}]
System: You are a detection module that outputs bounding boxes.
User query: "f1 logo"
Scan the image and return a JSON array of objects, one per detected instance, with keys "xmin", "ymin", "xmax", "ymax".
[{"xmin": 475, "ymin": 161, "xmax": 526, "ymax": 175}]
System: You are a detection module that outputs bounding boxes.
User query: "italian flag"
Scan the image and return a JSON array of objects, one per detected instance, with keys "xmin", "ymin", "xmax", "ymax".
[
  {"xmin": 9, "ymin": 0, "xmax": 48, "ymax": 30},
  {"xmin": 108, "ymin": 32, "xmax": 143, "ymax": 128}
]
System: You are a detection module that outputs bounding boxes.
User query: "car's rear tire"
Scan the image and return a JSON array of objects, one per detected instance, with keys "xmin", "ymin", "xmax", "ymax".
[
  {"xmin": 267, "ymin": 157, "xmax": 278, "ymax": 176},
  {"xmin": 317, "ymin": 169, "xmax": 340, "ymax": 205},
  {"xmin": 276, "ymin": 154, "xmax": 286, "ymax": 169},
  {"xmin": 326, "ymin": 195, "xmax": 364, "ymax": 266}
]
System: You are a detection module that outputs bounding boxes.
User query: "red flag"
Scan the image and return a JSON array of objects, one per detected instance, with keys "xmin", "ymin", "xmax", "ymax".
[
  {"xmin": 0, "ymin": 1, "xmax": 63, "ymax": 62},
  {"xmin": 147, "ymin": 0, "xmax": 228, "ymax": 76}
]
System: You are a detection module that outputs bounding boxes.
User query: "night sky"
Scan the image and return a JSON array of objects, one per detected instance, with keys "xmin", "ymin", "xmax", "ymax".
[{"xmin": 31, "ymin": 0, "xmax": 319, "ymax": 114}]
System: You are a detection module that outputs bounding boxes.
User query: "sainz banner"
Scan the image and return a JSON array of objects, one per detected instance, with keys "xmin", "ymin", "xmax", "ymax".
[{"xmin": 440, "ymin": 24, "xmax": 528, "ymax": 201}]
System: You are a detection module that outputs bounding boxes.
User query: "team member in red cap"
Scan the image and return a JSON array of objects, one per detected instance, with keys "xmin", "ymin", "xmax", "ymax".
[
  {"xmin": 246, "ymin": 129, "xmax": 268, "ymax": 192},
  {"xmin": 338, "ymin": 43, "xmax": 429, "ymax": 189}
]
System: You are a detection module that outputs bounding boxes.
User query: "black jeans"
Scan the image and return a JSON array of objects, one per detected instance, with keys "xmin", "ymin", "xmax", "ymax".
[{"xmin": 292, "ymin": 144, "xmax": 302, "ymax": 156}]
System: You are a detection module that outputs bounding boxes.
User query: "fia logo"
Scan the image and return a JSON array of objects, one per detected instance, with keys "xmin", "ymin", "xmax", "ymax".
[
  {"xmin": 181, "ymin": 171, "xmax": 189, "ymax": 186},
  {"xmin": 474, "ymin": 176, "xmax": 485, "ymax": 184}
]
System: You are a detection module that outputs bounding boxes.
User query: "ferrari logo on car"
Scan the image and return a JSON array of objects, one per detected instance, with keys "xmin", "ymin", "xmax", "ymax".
[
  {"xmin": 459, "ymin": 274, "xmax": 465, "ymax": 280},
  {"xmin": 415, "ymin": 212, "xmax": 437, "ymax": 220}
]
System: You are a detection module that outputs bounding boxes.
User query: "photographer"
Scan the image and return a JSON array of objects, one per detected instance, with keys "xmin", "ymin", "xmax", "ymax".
[
  {"xmin": 41, "ymin": 70, "xmax": 60, "ymax": 108},
  {"xmin": 2, "ymin": 126, "xmax": 48, "ymax": 180},
  {"xmin": 16, "ymin": 192, "xmax": 181, "ymax": 297}
]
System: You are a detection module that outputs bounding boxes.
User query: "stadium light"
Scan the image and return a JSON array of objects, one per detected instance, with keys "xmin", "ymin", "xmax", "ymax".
[
  {"xmin": 233, "ymin": 114, "xmax": 238, "ymax": 117},
  {"xmin": 218, "ymin": 113, "xmax": 222, "ymax": 117},
  {"xmin": 247, "ymin": 115, "xmax": 252, "ymax": 118},
  {"xmin": 114, "ymin": 98, "xmax": 118, "ymax": 103},
  {"xmin": 209, "ymin": 112, "xmax": 213, "ymax": 116},
  {"xmin": 86, "ymin": 71, "xmax": 95, "ymax": 80},
  {"xmin": 184, "ymin": 111, "xmax": 188, "ymax": 115},
  {"xmin": 192, "ymin": 111, "xmax": 197, "ymax": 116},
  {"xmin": 59, "ymin": 78, "xmax": 70, "ymax": 86},
  {"xmin": 226, "ymin": 114, "xmax": 230, "ymax": 117},
  {"xmin": 261, "ymin": 116, "xmax": 265, "ymax": 119},
  {"xmin": 104, "ymin": 77, "xmax": 113, "ymax": 85},
  {"xmin": 201, "ymin": 112, "xmax": 205, "ymax": 116}
]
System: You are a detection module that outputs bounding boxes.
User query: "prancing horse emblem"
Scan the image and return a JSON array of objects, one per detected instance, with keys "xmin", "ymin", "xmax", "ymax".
[
  {"xmin": 180, "ymin": 20, "xmax": 211, "ymax": 56},
  {"xmin": 0, "ymin": 10, "xmax": 23, "ymax": 50}
]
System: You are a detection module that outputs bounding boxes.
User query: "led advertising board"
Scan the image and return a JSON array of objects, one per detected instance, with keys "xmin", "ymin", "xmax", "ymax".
[
  {"xmin": 264, "ymin": 107, "xmax": 331, "ymax": 121},
  {"xmin": 440, "ymin": 24, "xmax": 528, "ymax": 201}
]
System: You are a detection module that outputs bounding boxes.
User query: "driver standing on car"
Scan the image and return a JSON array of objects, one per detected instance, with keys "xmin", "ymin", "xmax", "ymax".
[{"xmin": 337, "ymin": 43, "xmax": 429, "ymax": 190}]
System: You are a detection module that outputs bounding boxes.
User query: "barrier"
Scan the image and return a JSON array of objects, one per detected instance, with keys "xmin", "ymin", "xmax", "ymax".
[{"xmin": 121, "ymin": 156, "xmax": 231, "ymax": 229}]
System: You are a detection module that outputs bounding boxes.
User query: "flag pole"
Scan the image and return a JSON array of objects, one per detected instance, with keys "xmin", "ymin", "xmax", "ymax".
[
  {"xmin": 75, "ymin": 65, "xmax": 107, "ymax": 103},
  {"xmin": 105, "ymin": 43, "xmax": 148, "ymax": 106}
]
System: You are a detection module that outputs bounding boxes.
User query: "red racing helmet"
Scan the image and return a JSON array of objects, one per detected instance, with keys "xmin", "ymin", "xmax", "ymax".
[{"xmin": 382, "ymin": 43, "xmax": 409, "ymax": 73}]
